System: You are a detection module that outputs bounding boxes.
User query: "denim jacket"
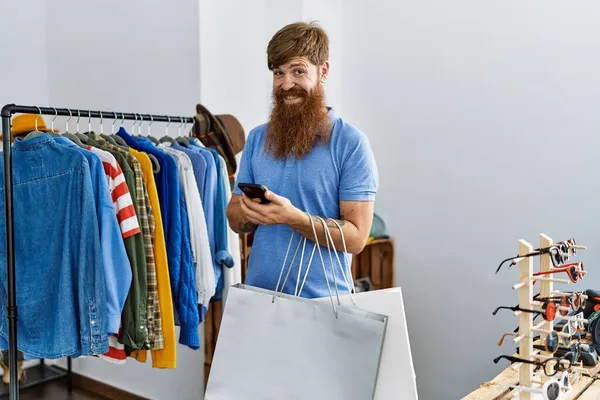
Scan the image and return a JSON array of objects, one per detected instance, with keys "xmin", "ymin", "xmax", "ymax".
[{"xmin": 0, "ymin": 134, "xmax": 108, "ymax": 358}]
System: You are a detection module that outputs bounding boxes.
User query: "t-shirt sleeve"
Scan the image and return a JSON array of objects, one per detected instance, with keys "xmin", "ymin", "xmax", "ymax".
[
  {"xmin": 338, "ymin": 132, "xmax": 379, "ymax": 202},
  {"xmin": 232, "ymin": 129, "xmax": 256, "ymax": 196}
]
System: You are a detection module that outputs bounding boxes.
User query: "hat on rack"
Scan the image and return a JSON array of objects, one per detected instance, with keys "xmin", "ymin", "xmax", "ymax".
[
  {"xmin": 216, "ymin": 114, "xmax": 245, "ymax": 155},
  {"xmin": 191, "ymin": 103, "xmax": 244, "ymax": 177},
  {"xmin": 2, "ymin": 114, "xmax": 59, "ymax": 140}
]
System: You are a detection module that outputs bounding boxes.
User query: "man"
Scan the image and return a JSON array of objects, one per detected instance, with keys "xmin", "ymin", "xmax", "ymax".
[{"xmin": 227, "ymin": 21, "xmax": 379, "ymax": 299}]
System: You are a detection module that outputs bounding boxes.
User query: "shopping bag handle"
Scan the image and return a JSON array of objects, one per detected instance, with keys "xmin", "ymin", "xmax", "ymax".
[
  {"xmin": 326, "ymin": 218, "xmax": 354, "ymax": 287},
  {"xmin": 273, "ymin": 228, "xmax": 311, "ymax": 297},
  {"xmin": 292, "ymin": 216, "xmax": 356, "ymax": 301},
  {"xmin": 272, "ymin": 212, "xmax": 340, "ymax": 318},
  {"xmin": 319, "ymin": 217, "xmax": 357, "ymax": 303}
]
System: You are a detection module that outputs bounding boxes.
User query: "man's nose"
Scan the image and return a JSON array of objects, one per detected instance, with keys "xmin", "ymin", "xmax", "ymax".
[{"xmin": 281, "ymin": 75, "xmax": 295, "ymax": 91}]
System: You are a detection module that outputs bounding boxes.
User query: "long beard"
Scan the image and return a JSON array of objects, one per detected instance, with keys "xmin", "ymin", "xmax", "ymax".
[{"xmin": 265, "ymin": 82, "xmax": 331, "ymax": 159}]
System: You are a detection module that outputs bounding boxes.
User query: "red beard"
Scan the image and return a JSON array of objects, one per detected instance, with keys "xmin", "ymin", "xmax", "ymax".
[{"xmin": 265, "ymin": 82, "xmax": 331, "ymax": 159}]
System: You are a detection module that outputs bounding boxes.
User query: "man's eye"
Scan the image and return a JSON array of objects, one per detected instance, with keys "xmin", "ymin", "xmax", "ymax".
[
  {"xmin": 274, "ymin": 71, "xmax": 283, "ymax": 76},
  {"xmin": 294, "ymin": 69, "xmax": 305, "ymax": 75}
]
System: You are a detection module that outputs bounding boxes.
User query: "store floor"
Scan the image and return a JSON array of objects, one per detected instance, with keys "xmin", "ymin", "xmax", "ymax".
[{"xmin": 17, "ymin": 379, "xmax": 106, "ymax": 399}]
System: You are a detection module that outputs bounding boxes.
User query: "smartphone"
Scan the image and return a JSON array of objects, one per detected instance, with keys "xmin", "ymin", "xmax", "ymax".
[{"xmin": 238, "ymin": 183, "xmax": 271, "ymax": 204}]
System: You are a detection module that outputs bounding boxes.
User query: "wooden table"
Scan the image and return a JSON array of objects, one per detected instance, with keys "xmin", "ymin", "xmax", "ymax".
[{"xmin": 463, "ymin": 335, "xmax": 600, "ymax": 399}]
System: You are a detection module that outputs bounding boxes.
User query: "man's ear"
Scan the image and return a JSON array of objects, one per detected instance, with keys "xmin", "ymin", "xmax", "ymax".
[{"xmin": 320, "ymin": 61, "xmax": 330, "ymax": 82}]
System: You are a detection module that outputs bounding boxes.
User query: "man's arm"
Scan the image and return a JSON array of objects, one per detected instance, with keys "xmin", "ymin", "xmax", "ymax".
[
  {"xmin": 287, "ymin": 201, "xmax": 373, "ymax": 255},
  {"xmin": 238, "ymin": 190, "xmax": 374, "ymax": 254},
  {"xmin": 226, "ymin": 194, "xmax": 258, "ymax": 234}
]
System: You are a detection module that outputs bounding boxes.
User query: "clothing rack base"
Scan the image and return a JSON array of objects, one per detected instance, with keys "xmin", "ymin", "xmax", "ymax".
[{"xmin": 0, "ymin": 362, "xmax": 70, "ymax": 397}]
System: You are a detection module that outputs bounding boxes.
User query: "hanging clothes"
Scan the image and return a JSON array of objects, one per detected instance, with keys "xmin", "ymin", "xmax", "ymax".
[
  {"xmin": 0, "ymin": 134, "xmax": 109, "ymax": 358},
  {"xmin": 187, "ymin": 139, "xmax": 233, "ymax": 300},
  {"xmin": 0, "ymin": 110, "xmax": 237, "ymax": 369},
  {"xmin": 86, "ymin": 139, "xmax": 149, "ymax": 352},
  {"xmin": 53, "ymin": 137, "xmax": 133, "ymax": 335},
  {"xmin": 117, "ymin": 129, "xmax": 200, "ymax": 350},
  {"xmin": 94, "ymin": 137, "xmax": 162, "ymax": 351},
  {"xmin": 128, "ymin": 149, "xmax": 176, "ymax": 369},
  {"xmin": 187, "ymin": 139, "xmax": 233, "ymax": 301},
  {"xmin": 159, "ymin": 143, "xmax": 215, "ymax": 316}
]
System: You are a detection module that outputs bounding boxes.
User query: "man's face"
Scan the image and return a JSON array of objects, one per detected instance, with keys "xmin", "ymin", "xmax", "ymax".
[
  {"xmin": 265, "ymin": 56, "xmax": 331, "ymax": 159},
  {"xmin": 271, "ymin": 57, "xmax": 328, "ymax": 105}
]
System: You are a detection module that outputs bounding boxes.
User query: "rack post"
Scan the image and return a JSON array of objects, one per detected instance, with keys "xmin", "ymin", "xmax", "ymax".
[
  {"xmin": 1, "ymin": 105, "xmax": 19, "ymax": 400},
  {"xmin": 538, "ymin": 234, "xmax": 553, "ymax": 385},
  {"xmin": 517, "ymin": 239, "xmax": 534, "ymax": 400}
]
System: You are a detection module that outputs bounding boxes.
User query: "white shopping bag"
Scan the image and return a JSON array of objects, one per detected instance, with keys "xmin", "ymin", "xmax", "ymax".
[
  {"xmin": 310, "ymin": 216, "xmax": 418, "ymax": 399},
  {"xmin": 205, "ymin": 214, "xmax": 388, "ymax": 400},
  {"xmin": 315, "ymin": 288, "xmax": 419, "ymax": 400},
  {"xmin": 205, "ymin": 284, "xmax": 388, "ymax": 400}
]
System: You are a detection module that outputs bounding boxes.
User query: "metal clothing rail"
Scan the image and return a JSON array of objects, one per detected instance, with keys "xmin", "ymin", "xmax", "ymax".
[{"xmin": 0, "ymin": 104, "xmax": 195, "ymax": 400}]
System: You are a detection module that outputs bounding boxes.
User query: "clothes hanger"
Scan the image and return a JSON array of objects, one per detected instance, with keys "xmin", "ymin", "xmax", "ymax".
[
  {"xmin": 49, "ymin": 108, "xmax": 61, "ymax": 137},
  {"xmin": 101, "ymin": 134, "xmax": 117, "ymax": 144},
  {"xmin": 139, "ymin": 114, "xmax": 147, "ymax": 138},
  {"xmin": 175, "ymin": 118, "xmax": 190, "ymax": 146},
  {"xmin": 136, "ymin": 114, "xmax": 142, "ymax": 137},
  {"xmin": 124, "ymin": 113, "xmax": 137, "ymax": 138},
  {"xmin": 105, "ymin": 112, "xmax": 124, "ymax": 147},
  {"xmin": 96, "ymin": 111, "xmax": 116, "ymax": 145},
  {"xmin": 176, "ymin": 137, "xmax": 190, "ymax": 146},
  {"xmin": 83, "ymin": 111, "xmax": 98, "ymax": 141},
  {"xmin": 62, "ymin": 109, "xmax": 86, "ymax": 147},
  {"xmin": 159, "ymin": 116, "xmax": 175, "ymax": 144},
  {"xmin": 142, "ymin": 114, "xmax": 161, "ymax": 173},
  {"xmin": 111, "ymin": 113, "xmax": 129, "ymax": 147},
  {"xmin": 133, "ymin": 113, "xmax": 141, "ymax": 137},
  {"xmin": 186, "ymin": 118, "xmax": 205, "ymax": 148},
  {"xmin": 87, "ymin": 110, "xmax": 94, "ymax": 134},
  {"xmin": 146, "ymin": 115, "xmax": 159, "ymax": 145},
  {"xmin": 24, "ymin": 107, "xmax": 47, "ymax": 140},
  {"xmin": 74, "ymin": 110, "xmax": 90, "ymax": 143}
]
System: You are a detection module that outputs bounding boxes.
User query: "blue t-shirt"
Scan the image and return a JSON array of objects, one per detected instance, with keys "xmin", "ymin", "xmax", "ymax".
[{"xmin": 232, "ymin": 107, "xmax": 379, "ymax": 299}]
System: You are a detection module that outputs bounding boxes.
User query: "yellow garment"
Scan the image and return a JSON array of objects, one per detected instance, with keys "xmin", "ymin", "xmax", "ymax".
[{"xmin": 129, "ymin": 149, "xmax": 176, "ymax": 368}]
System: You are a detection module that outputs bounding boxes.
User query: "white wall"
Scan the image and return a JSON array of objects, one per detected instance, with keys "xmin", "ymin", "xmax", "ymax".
[
  {"xmin": 46, "ymin": 0, "xmax": 201, "ymax": 117},
  {"xmin": 0, "ymin": 0, "xmax": 49, "ymax": 108},
  {"xmin": 0, "ymin": 0, "xmax": 50, "ymax": 378},
  {"xmin": 199, "ymin": 0, "xmax": 343, "ymax": 131},
  {"xmin": 201, "ymin": 1, "xmax": 600, "ymax": 399},
  {"xmin": 2, "ymin": 1, "xmax": 206, "ymax": 399},
  {"xmin": 46, "ymin": 1, "xmax": 205, "ymax": 399},
  {"xmin": 5, "ymin": 1, "xmax": 600, "ymax": 399},
  {"xmin": 342, "ymin": 1, "xmax": 600, "ymax": 399}
]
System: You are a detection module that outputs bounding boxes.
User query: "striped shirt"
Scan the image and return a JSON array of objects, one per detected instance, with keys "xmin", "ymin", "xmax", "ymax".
[{"xmin": 86, "ymin": 146, "xmax": 141, "ymax": 238}]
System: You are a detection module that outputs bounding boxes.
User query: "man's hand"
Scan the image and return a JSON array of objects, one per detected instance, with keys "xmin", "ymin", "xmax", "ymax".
[
  {"xmin": 239, "ymin": 189, "xmax": 305, "ymax": 227},
  {"xmin": 227, "ymin": 188, "xmax": 374, "ymax": 254}
]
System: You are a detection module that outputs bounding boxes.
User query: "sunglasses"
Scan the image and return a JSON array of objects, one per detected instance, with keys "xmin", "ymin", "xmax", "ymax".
[
  {"xmin": 493, "ymin": 301, "xmax": 557, "ymax": 322},
  {"xmin": 533, "ymin": 261, "xmax": 586, "ymax": 284},
  {"xmin": 534, "ymin": 293, "xmax": 578, "ymax": 316},
  {"xmin": 493, "ymin": 353, "xmax": 572, "ymax": 377},
  {"xmin": 496, "ymin": 238, "xmax": 578, "ymax": 274},
  {"xmin": 504, "ymin": 371, "xmax": 571, "ymax": 400},
  {"xmin": 563, "ymin": 312, "xmax": 586, "ymax": 333},
  {"xmin": 551, "ymin": 292, "xmax": 587, "ymax": 312},
  {"xmin": 498, "ymin": 331, "xmax": 561, "ymax": 354}
]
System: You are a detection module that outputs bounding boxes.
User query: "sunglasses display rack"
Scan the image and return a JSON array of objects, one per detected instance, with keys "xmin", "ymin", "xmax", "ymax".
[{"xmin": 502, "ymin": 234, "xmax": 587, "ymax": 400}]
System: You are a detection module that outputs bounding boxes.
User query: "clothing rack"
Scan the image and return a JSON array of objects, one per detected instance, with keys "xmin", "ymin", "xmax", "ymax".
[{"xmin": 0, "ymin": 104, "xmax": 195, "ymax": 400}]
